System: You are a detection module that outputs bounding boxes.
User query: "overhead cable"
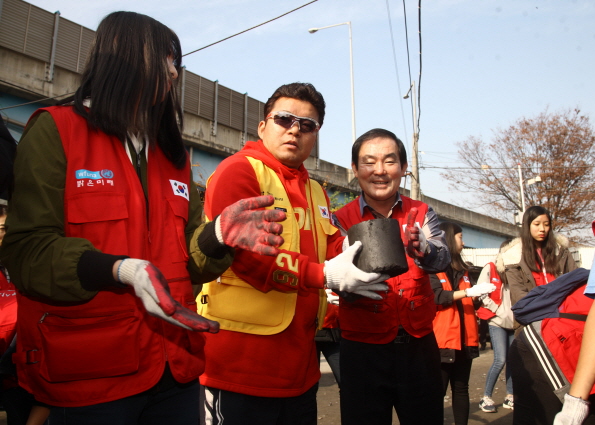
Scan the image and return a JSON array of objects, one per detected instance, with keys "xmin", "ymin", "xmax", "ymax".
[
  {"xmin": 183, "ymin": 0, "xmax": 319, "ymax": 57},
  {"xmin": 1, "ymin": 1, "xmax": 319, "ymax": 111},
  {"xmin": 385, "ymin": 0, "xmax": 409, "ymax": 144}
]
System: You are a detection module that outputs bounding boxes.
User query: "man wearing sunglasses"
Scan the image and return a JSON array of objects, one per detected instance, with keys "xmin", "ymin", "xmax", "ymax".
[{"xmin": 198, "ymin": 83, "xmax": 388, "ymax": 425}]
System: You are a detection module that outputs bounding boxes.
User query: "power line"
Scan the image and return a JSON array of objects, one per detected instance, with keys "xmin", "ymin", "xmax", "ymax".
[
  {"xmin": 182, "ymin": 0, "xmax": 318, "ymax": 57},
  {"xmin": 401, "ymin": 0, "xmax": 414, "ymax": 127},
  {"xmin": 2, "ymin": 1, "xmax": 319, "ymax": 112},
  {"xmin": 416, "ymin": 0, "xmax": 422, "ymax": 135},
  {"xmin": 421, "ymin": 164, "xmax": 595, "ymax": 171},
  {"xmin": 385, "ymin": 0, "xmax": 409, "ymax": 143}
]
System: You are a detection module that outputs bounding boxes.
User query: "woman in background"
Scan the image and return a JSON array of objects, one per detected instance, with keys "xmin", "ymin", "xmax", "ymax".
[
  {"xmin": 431, "ymin": 222, "xmax": 495, "ymax": 425},
  {"xmin": 501, "ymin": 206, "xmax": 576, "ymax": 310}
]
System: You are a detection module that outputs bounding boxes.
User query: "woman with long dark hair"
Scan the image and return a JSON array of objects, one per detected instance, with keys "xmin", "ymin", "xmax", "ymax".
[
  {"xmin": 0, "ymin": 11, "xmax": 283, "ymax": 424},
  {"xmin": 503, "ymin": 206, "xmax": 577, "ymax": 425},
  {"xmin": 502, "ymin": 206, "xmax": 576, "ymax": 309},
  {"xmin": 431, "ymin": 222, "xmax": 496, "ymax": 425}
]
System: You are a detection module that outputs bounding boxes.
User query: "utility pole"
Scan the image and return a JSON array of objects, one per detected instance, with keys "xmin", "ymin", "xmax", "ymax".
[{"xmin": 404, "ymin": 82, "xmax": 420, "ymax": 200}]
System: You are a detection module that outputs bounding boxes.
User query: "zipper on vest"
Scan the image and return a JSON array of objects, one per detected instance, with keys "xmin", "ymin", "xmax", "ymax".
[{"xmin": 39, "ymin": 312, "xmax": 49, "ymax": 323}]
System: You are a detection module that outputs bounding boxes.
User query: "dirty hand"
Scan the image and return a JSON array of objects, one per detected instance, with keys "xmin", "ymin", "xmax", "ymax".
[
  {"xmin": 117, "ymin": 259, "xmax": 219, "ymax": 333},
  {"xmin": 325, "ymin": 288, "xmax": 340, "ymax": 306},
  {"xmin": 465, "ymin": 282, "xmax": 497, "ymax": 298},
  {"xmin": 324, "ymin": 241, "xmax": 389, "ymax": 300},
  {"xmin": 553, "ymin": 394, "xmax": 590, "ymax": 425},
  {"xmin": 217, "ymin": 195, "xmax": 286, "ymax": 256},
  {"xmin": 404, "ymin": 208, "xmax": 427, "ymax": 259}
]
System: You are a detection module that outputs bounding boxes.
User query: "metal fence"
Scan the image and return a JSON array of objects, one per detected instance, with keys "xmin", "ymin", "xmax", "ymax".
[{"xmin": 0, "ymin": 0, "xmax": 314, "ymax": 153}]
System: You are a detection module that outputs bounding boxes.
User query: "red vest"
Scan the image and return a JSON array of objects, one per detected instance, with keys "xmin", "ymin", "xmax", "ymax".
[
  {"xmin": 13, "ymin": 106, "xmax": 204, "ymax": 407},
  {"xmin": 477, "ymin": 262, "xmax": 502, "ymax": 321},
  {"xmin": 335, "ymin": 196, "xmax": 436, "ymax": 344},
  {"xmin": 433, "ymin": 272, "xmax": 479, "ymax": 350},
  {"xmin": 542, "ymin": 285, "xmax": 595, "ymax": 394}
]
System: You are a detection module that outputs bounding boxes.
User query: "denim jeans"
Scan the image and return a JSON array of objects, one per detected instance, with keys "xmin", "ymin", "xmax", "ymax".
[{"xmin": 484, "ymin": 325, "xmax": 514, "ymax": 397}]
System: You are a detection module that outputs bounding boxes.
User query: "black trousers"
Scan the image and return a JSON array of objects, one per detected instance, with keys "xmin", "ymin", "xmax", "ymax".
[
  {"xmin": 340, "ymin": 331, "xmax": 443, "ymax": 425},
  {"xmin": 440, "ymin": 350, "xmax": 473, "ymax": 425},
  {"xmin": 509, "ymin": 337, "xmax": 595, "ymax": 425},
  {"xmin": 203, "ymin": 384, "xmax": 318, "ymax": 425}
]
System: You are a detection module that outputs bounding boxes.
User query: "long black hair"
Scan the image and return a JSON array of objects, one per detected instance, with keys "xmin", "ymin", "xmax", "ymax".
[
  {"xmin": 520, "ymin": 206, "xmax": 561, "ymax": 274},
  {"xmin": 439, "ymin": 221, "xmax": 468, "ymax": 272},
  {"xmin": 68, "ymin": 11, "xmax": 186, "ymax": 168}
]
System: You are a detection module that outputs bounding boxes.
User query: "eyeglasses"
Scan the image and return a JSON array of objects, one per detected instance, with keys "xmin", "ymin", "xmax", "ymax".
[{"xmin": 265, "ymin": 111, "xmax": 320, "ymax": 134}]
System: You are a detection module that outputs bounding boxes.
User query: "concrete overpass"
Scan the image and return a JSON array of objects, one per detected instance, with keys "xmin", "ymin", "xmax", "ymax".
[{"xmin": 0, "ymin": 0, "xmax": 519, "ymax": 248}]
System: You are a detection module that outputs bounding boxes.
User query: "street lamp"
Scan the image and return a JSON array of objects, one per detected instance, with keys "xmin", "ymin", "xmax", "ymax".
[
  {"xmin": 308, "ymin": 22, "xmax": 356, "ymax": 143},
  {"xmin": 517, "ymin": 163, "xmax": 542, "ymax": 222}
]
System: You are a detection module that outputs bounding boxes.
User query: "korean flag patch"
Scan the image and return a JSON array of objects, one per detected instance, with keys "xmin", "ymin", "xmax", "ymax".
[
  {"xmin": 318, "ymin": 206, "xmax": 330, "ymax": 219},
  {"xmin": 170, "ymin": 180, "xmax": 189, "ymax": 201}
]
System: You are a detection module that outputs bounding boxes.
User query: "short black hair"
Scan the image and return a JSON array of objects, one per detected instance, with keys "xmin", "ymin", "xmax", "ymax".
[
  {"xmin": 68, "ymin": 11, "xmax": 186, "ymax": 168},
  {"xmin": 351, "ymin": 128, "xmax": 407, "ymax": 169},
  {"xmin": 263, "ymin": 83, "xmax": 326, "ymax": 126}
]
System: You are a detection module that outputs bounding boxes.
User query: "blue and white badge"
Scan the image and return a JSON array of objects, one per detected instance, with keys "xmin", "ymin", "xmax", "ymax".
[
  {"xmin": 170, "ymin": 179, "xmax": 189, "ymax": 201},
  {"xmin": 76, "ymin": 169, "xmax": 114, "ymax": 180}
]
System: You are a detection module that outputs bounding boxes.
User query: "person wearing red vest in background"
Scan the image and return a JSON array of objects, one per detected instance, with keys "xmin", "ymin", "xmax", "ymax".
[
  {"xmin": 431, "ymin": 222, "xmax": 496, "ymax": 425},
  {"xmin": 502, "ymin": 206, "xmax": 576, "ymax": 322},
  {"xmin": 477, "ymin": 238, "xmax": 515, "ymax": 413},
  {"xmin": 334, "ymin": 128, "xmax": 452, "ymax": 425},
  {"xmin": 0, "ymin": 12, "xmax": 287, "ymax": 425}
]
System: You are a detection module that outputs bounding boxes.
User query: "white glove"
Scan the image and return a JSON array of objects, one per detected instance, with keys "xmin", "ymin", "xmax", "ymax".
[
  {"xmin": 324, "ymin": 241, "xmax": 389, "ymax": 300},
  {"xmin": 326, "ymin": 289, "xmax": 340, "ymax": 306},
  {"xmin": 465, "ymin": 282, "xmax": 496, "ymax": 298},
  {"xmin": 118, "ymin": 259, "xmax": 219, "ymax": 332},
  {"xmin": 554, "ymin": 393, "xmax": 590, "ymax": 425}
]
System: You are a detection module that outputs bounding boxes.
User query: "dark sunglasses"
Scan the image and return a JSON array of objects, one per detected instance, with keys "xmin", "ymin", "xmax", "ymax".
[{"xmin": 265, "ymin": 111, "xmax": 320, "ymax": 134}]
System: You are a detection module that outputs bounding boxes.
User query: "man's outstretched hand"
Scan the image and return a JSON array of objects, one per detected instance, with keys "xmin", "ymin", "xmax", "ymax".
[{"xmin": 217, "ymin": 195, "xmax": 286, "ymax": 256}]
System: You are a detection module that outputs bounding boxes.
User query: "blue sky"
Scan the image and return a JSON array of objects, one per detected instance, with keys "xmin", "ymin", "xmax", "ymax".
[{"xmin": 26, "ymin": 0, "xmax": 595, "ymax": 217}]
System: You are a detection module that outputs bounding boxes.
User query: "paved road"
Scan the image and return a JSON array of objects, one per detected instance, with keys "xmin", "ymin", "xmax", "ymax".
[
  {"xmin": 317, "ymin": 346, "xmax": 514, "ymax": 424},
  {"xmin": 0, "ymin": 347, "xmax": 513, "ymax": 424}
]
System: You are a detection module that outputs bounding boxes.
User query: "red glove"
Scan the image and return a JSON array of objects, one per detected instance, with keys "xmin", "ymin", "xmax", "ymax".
[
  {"xmin": 404, "ymin": 208, "xmax": 425, "ymax": 259},
  {"xmin": 218, "ymin": 195, "xmax": 286, "ymax": 256},
  {"xmin": 118, "ymin": 259, "xmax": 219, "ymax": 333}
]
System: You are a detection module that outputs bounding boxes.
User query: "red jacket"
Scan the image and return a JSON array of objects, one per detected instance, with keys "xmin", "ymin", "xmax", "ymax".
[
  {"xmin": 334, "ymin": 196, "xmax": 436, "ymax": 344},
  {"xmin": 433, "ymin": 271, "xmax": 479, "ymax": 351},
  {"xmin": 13, "ymin": 106, "xmax": 204, "ymax": 407},
  {"xmin": 200, "ymin": 141, "xmax": 343, "ymax": 397},
  {"xmin": 542, "ymin": 285, "xmax": 595, "ymax": 394}
]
